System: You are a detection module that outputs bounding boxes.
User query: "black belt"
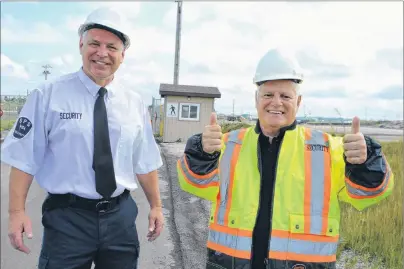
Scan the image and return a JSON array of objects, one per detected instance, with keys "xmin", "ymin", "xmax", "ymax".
[{"xmin": 43, "ymin": 189, "xmax": 130, "ymax": 213}]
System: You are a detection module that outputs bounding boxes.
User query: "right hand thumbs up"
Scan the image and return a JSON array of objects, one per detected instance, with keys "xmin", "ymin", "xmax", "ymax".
[
  {"xmin": 202, "ymin": 112, "xmax": 223, "ymax": 154},
  {"xmin": 210, "ymin": 112, "xmax": 218, "ymax": 125}
]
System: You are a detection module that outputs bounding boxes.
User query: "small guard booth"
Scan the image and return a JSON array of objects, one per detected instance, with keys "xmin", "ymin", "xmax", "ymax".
[{"xmin": 159, "ymin": 83, "xmax": 221, "ymax": 143}]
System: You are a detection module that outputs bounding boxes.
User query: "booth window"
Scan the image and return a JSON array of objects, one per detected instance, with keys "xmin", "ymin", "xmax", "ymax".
[{"xmin": 179, "ymin": 103, "xmax": 200, "ymax": 121}]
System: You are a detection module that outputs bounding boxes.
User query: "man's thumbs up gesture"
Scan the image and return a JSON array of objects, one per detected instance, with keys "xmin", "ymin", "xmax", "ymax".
[
  {"xmin": 343, "ymin": 116, "xmax": 367, "ymax": 164},
  {"xmin": 202, "ymin": 112, "xmax": 223, "ymax": 154}
]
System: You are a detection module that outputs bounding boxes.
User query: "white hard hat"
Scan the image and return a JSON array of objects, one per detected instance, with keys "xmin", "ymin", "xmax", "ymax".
[
  {"xmin": 78, "ymin": 7, "xmax": 130, "ymax": 50},
  {"xmin": 253, "ymin": 48, "xmax": 304, "ymax": 85}
]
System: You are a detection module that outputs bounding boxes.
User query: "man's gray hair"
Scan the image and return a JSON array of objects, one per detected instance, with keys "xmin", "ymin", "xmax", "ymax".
[
  {"xmin": 79, "ymin": 29, "xmax": 125, "ymax": 51},
  {"xmin": 81, "ymin": 30, "xmax": 89, "ymax": 40}
]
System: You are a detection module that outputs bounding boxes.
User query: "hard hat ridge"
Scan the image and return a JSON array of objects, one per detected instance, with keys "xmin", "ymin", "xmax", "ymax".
[
  {"xmin": 253, "ymin": 48, "xmax": 304, "ymax": 85},
  {"xmin": 78, "ymin": 7, "xmax": 131, "ymax": 50}
]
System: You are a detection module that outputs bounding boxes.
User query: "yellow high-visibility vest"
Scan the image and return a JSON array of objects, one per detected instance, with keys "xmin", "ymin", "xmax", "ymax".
[{"xmin": 177, "ymin": 126, "xmax": 394, "ymax": 263}]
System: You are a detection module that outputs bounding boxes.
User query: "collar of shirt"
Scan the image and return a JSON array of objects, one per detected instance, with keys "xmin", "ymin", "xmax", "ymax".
[
  {"xmin": 78, "ymin": 67, "xmax": 118, "ymax": 99},
  {"xmin": 254, "ymin": 119, "xmax": 297, "ymax": 139}
]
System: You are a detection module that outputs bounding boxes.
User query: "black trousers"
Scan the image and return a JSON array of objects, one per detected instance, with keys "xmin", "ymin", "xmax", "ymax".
[{"xmin": 38, "ymin": 192, "xmax": 140, "ymax": 269}]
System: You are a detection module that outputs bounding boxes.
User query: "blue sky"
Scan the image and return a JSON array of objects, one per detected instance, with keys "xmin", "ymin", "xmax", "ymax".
[{"xmin": 1, "ymin": 1, "xmax": 403, "ymax": 120}]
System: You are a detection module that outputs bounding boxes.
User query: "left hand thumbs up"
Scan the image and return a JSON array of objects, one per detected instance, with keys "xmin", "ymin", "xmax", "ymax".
[{"xmin": 343, "ymin": 116, "xmax": 367, "ymax": 164}]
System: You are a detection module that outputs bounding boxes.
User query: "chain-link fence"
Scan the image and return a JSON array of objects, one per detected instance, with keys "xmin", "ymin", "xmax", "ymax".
[
  {"xmin": 1, "ymin": 94, "xmax": 28, "ymax": 132},
  {"xmin": 1, "ymin": 94, "xmax": 165, "ymax": 137}
]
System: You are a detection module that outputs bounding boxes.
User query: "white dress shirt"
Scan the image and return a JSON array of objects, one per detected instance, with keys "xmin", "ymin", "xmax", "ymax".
[{"xmin": 1, "ymin": 68, "xmax": 163, "ymax": 199}]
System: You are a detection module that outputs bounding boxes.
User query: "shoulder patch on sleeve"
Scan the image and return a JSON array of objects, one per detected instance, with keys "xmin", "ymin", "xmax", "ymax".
[{"xmin": 13, "ymin": 117, "xmax": 33, "ymax": 139}]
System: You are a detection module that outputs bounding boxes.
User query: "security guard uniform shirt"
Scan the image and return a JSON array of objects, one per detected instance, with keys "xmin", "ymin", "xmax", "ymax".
[{"xmin": 1, "ymin": 68, "xmax": 163, "ymax": 199}]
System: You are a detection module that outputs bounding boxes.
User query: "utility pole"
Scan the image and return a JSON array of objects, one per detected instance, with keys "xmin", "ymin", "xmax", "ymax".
[
  {"xmin": 232, "ymin": 98, "xmax": 235, "ymax": 116},
  {"xmin": 173, "ymin": 0, "xmax": 182, "ymax": 85},
  {"xmin": 41, "ymin": 64, "xmax": 52, "ymax": 80}
]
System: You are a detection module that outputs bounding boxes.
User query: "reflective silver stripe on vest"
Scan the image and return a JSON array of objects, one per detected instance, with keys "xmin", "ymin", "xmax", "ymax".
[
  {"xmin": 179, "ymin": 157, "xmax": 219, "ymax": 186},
  {"xmin": 216, "ymin": 129, "xmax": 243, "ymax": 225},
  {"xmin": 305, "ymin": 129, "xmax": 331, "ymax": 235},
  {"xmin": 208, "ymin": 229, "xmax": 251, "ymax": 252},
  {"xmin": 269, "ymin": 236, "xmax": 338, "ymax": 256},
  {"xmin": 346, "ymin": 168, "xmax": 391, "ymax": 197}
]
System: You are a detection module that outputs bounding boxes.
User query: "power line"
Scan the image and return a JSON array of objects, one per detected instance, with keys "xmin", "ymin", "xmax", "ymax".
[{"xmin": 41, "ymin": 64, "xmax": 52, "ymax": 80}]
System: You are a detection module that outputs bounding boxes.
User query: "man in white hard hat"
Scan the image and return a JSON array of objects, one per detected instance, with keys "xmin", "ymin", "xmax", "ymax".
[
  {"xmin": 177, "ymin": 48, "xmax": 394, "ymax": 269},
  {"xmin": 2, "ymin": 7, "xmax": 164, "ymax": 269}
]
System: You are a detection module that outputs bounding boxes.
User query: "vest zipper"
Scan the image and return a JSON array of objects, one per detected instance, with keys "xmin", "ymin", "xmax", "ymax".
[
  {"xmin": 250, "ymin": 136, "xmax": 284, "ymax": 269},
  {"xmin": 267, "ymin": 138, "xmax": 283, "ymax": 268},
  {"xmin": 250, "ymin": 138, "xmax": 264, "ymax": 268}
]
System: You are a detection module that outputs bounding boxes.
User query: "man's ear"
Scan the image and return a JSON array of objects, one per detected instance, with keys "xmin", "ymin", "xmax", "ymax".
[
  {"xmin": 79, "ymin": 39, "xmax": 84, "ymax": 55},
  {"xmin": 297, "ymin": 95, "xmax": 302, "ymax": 108},
  {"xmin": 121, "ymin": 48, "xmax": 126, "ymax": 61}
]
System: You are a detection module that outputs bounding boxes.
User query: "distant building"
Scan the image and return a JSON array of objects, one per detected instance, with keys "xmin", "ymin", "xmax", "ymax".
[{"xmin": 159, "ymin": 83, "xmax": 221, "ymax": 142}]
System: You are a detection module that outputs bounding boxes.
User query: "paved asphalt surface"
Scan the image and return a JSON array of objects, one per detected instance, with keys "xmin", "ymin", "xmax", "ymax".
[{"xmin": 0, "ymin": 152, "xmax": 183, "ymax": 269}]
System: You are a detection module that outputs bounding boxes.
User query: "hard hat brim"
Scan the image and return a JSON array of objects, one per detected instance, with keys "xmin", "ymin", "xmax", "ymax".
[{"xmin": 253, "ymin": 74, "xmax": 303, "ymax": 85}]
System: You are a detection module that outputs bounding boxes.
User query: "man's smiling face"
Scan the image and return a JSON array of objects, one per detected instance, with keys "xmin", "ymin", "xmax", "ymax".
[{"xmin": 79, "ymin": 28, "xmax": 125, "ymax": 85}]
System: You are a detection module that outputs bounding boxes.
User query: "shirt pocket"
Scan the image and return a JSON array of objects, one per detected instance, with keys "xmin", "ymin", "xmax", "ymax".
[
  {"xmin": 115, "ymin": 121, "xmax": 142, "ymax": 175},
  {"xmin": 118, "ymin": 121, "xmax": 142, "ymax": 154},
  {"xmin": 48, "ymin": 106, "xmax": 92, "ymax": 140}
]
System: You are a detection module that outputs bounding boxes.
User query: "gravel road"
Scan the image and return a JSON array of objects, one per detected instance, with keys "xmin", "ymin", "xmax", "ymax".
[
  {"xmin": 160, "ymin": 143, "xmax": 211, "ymax": 269},
  {"xmin": 0, "ymin": 149, "xmax": 182, "ymax": 269}
]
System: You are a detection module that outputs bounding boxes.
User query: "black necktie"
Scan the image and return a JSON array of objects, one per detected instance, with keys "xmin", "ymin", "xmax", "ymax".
[{"xmin": 93, "ymin": 87, "xmax": 117, "ymax": 199}]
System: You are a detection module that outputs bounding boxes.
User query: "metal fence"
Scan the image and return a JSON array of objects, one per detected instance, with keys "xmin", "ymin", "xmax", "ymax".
[
  {"xmin": 1, "ymin": 94, "xmax": 165, "ymax": 136},
  {"xmin": 149, "ymin": 97, "xmax": 163, "ymax": 136},
  {"xmin": 1, "ymin": 94, "xmax": 28, "ymax": 131}
]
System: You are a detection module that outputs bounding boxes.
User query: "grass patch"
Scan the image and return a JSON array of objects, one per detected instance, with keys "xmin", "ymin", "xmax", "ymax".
[
  {"xmin": 221, "ymin": 122, "xmax": 252, "ymax": 133},
  {"xmin": 337, "ymin": 140, "xmax": 403, "ymax": 269},
  {"xmin": 222, "ymin": 122, "xmax": 403, "ymax": 268},
  {"xmin": 1, "ymin": 119, "xmax": 16, "ymax": 131}
]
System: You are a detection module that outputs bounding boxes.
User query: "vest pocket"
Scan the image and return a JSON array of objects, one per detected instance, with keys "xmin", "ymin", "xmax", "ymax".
[
  {"xmin": 286, "ymin": 214, "xmax": 339, "ymax": 263},
  {"xmin": 288, "ymin": 214, "xmax": 340, "ymax": 236}
]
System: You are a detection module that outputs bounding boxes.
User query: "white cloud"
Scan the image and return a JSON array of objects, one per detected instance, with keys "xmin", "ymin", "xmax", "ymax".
[
  {"xmin": 178, "ymin": 2, "xmax": 402, "ymax": 71},
  {"xmin": 50, "ymin": 54, "xmax": 76, "ymax": 67},
  {"xmin": 123, "ymin": 26, "xmax": 176, "ymax": 61},
  {"xmin": 1, "ymin": 54, "xmax": 29, "ymax": 79},
  {"xmin": 163, "ymin": 2, "xmax": 215, "ymax": 26},
  {"xmin": 118, "ymin": 59, "xmax": 173, "ymax": 86},
  {"xmin": 65, "ymin": 2, "xmax": 142, "ymax": 33},
  {"xmin": 157, "ymin": 2, "xmax": 403, "ymax": 119},
  {"xmin": 1, "ymin": 2, "xmax": 402, "ymax": 120},
  {"xmin": 47, "ymin": 54, "xmax": 82, "ymax": 76},
  {"xmin": 82, "ymin": 2, "xmax": 142, "ymax": 20},
  {"xmin": 65, "ymin": 15, "xmax": 87, "ymax": 33},
  {"xmin": 1, "ymin": 14, "xmax": 65, "ymax": 44}
]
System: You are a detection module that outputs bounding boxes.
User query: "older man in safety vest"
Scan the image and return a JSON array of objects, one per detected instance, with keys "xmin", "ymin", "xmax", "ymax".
[{"xmin": 177, "ymin": 48, "xmax": 394, "ymax": 269}]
